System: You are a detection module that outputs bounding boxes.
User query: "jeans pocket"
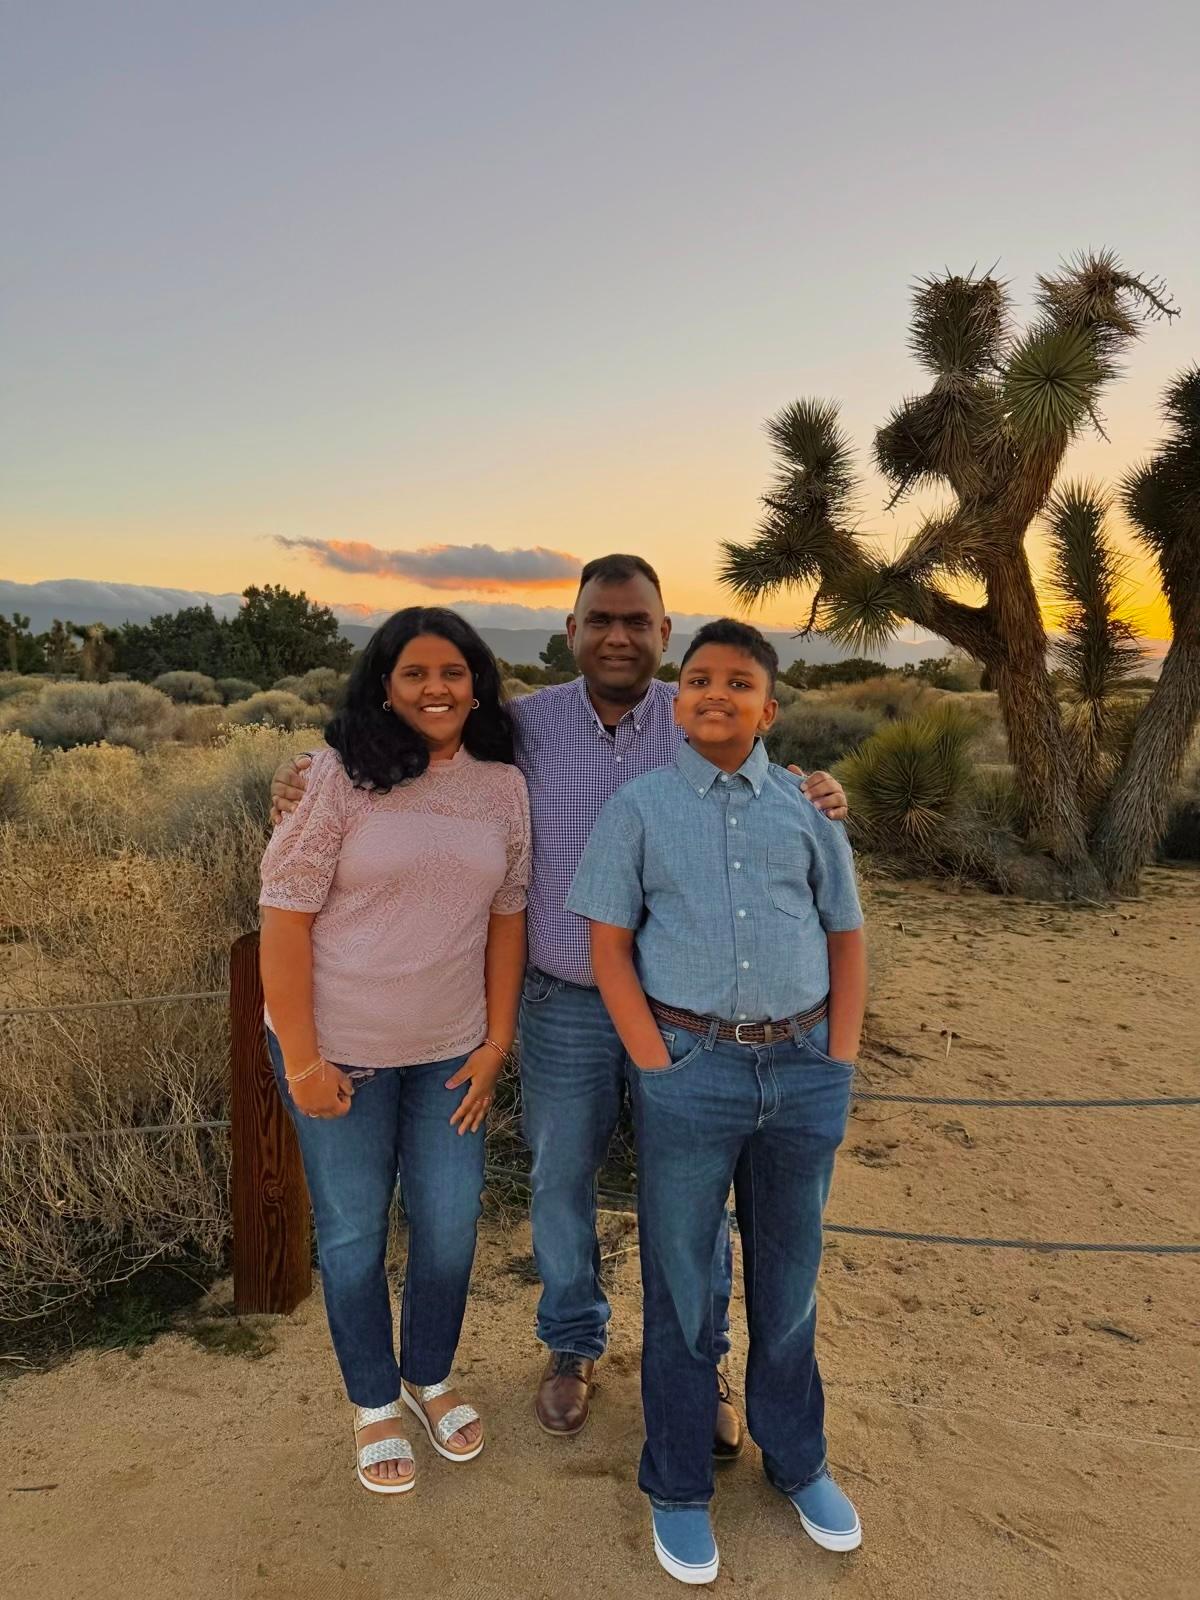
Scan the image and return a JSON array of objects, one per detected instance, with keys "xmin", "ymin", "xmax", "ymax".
[
  {"xmin": 634, "ymin": 1028, "xmax": 706, "ymax": 1078},
  {"xmin": 797, "ymin": 1024, "xmax": 855, "ymax": 1072},
  {"xmin": 521, "ymin": 968, "xmax": 557, "ymax": 1006}
]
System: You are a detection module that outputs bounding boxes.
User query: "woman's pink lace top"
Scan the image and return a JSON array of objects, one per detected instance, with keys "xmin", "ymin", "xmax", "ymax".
[{"xmin": 260, "ymin": 746, "xmax": 531, "ymax": 1069}]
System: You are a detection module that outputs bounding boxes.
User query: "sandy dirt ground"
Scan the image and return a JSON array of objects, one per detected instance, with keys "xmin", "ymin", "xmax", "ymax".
[{"xmin": 3, "ymin": 869, "xmax": 1198, "ymax": 1600}]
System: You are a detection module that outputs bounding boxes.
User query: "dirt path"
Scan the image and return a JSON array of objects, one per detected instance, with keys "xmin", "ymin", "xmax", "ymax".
[{"xmin": 3, "ymin": 869, "xmax": 1198, "ymax": 1599}]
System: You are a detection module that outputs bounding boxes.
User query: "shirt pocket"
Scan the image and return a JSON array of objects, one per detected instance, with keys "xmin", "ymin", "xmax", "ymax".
[{"xmin": 767, "ymin": 845, "xmax": 814, "ymax": 919}]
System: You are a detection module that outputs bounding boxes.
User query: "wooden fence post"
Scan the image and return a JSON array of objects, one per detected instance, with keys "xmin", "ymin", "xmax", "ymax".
[{"xmin": 229, "ymin": 930, "xmax": 312, "ymax": 1314}]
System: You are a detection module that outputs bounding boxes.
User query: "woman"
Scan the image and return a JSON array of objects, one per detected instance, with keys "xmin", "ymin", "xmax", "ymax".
[{"xmin": 259, "ymin": 606, "xmax": 530, "ymax": 1494}]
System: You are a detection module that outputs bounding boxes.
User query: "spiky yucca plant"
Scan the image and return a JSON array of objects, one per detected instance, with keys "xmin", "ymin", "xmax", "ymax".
[{"xmin": 721, "ymin": 254, "xmax": 1195, "ymax": 893}]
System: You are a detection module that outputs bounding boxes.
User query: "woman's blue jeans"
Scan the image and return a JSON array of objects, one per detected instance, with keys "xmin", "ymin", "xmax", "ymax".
[{"xmin": 266, "ymin": 1030, "xmax": 485, "ymax": 1408}]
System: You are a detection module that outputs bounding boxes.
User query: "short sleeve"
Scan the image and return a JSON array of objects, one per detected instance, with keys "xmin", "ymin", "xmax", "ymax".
[
  {"xmin": 806, "ymin": 816, "xmax": 864, "ymax": 933},
  {"xmin": 259, "ymin": 748, "xmax": 349, "ymax": 914},
  {"xmin": 491, "ymin": 771, "xmax": 531, "ymax": 915},
  {"xmin": 565, "ymin": 790, "xmax": 646, "ymax": 929}
]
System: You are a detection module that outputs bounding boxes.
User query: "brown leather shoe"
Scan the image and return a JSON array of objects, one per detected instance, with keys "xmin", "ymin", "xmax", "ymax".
[
  {"xmin": 713, "ymin": 1368, "xmax": 744, "ymax": 1461},
  {"xmin": 534, "ymin": 1351, "xmax": 595, "ymax": 1435}
]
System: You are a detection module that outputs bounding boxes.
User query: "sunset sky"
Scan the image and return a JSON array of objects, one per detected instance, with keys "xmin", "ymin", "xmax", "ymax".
[{"xmin": 3, "ymin": 2, "xmax": 1196, "ymax": 646}]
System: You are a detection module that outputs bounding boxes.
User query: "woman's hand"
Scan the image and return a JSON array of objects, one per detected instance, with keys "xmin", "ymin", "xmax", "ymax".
[
  {"xmin": 287, "ymin": 1057, "xmax": 354, "ymax": 1119},
  {"xmin": 446, "ymin": 1044, "xmax": 506, "ymax": 1135}
]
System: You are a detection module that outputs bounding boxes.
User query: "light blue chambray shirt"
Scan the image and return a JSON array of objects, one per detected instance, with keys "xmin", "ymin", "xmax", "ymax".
[{"xmin": 564, "ymin": 737, "xmax": 863, "ymax": 1021}]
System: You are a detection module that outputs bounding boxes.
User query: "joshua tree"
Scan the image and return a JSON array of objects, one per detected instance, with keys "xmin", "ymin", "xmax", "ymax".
[{"xmin": 721, "ymin": 252, "xmax": 1196, "ymax": 894}]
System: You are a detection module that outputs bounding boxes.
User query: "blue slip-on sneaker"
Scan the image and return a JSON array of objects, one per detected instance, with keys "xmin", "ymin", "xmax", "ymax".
[
  {"xmin": 787, "ymin": 1469, "xmax": 862, "ymax": 1552},
  {"xmin": 650, "ymin": 1505, "xmax": 720, "ymax": 1585}
]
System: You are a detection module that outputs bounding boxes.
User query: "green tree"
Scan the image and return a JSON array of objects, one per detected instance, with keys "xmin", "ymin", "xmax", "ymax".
[
  {"xmin": 780, "ymin": 658, "xmax": 808, "ymax": 690},
  {"xmin": 230, "ymin": 585, "xmax": 352, "ymax": 685},
  {"xmin": 42, "ymin": 619, "xmax": 80, "ymax": 679},
  {"xmin": 538, "ymin": 633, "xmax": 578, "ymax": 676},
  {"xmin": 655, "ymin": 661, "xmax": 680, "ymax": 682},
  {"xmin": 805, "ymin": 657, "xmax": 889, "ymax": 688},
  {"xmin": 74, "ymin": 623, "xmax": 118, "ymax": 683},
  {"xmin": 721, "ymin": 253, "xmax": 1191, "ymax": 893},
  {"xmin": 0, "ymin": 613, "xmax": 40, "ymax": 674},
  {"xmin": 117, "ymin": 605, "xmax": 234, "ymax": 681}
]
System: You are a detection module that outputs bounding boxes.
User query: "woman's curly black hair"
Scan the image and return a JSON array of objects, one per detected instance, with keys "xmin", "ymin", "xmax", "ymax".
[{"xmin": 325, "ymin": 607, "xmax": 515, "ymax": 791}]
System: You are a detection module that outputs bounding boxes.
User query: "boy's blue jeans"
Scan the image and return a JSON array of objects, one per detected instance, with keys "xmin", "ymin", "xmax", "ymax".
[
  {"xmin": 519, "ymin": 968, "xmax": 732, "ymax": 1362},
  {"xmin": 266, "ymin": 1029, "xmax": 484, "ymax": 1407},
  {"xmin": 631, "ymin": 1016, "xmax": 853, "ymax": 1507}
]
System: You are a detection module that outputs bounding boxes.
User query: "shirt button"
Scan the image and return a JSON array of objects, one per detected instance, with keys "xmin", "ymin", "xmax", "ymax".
[
  {"xmin": 739, "ymin": 1013, "xmax": 748, "ymax": 1021},
  {"xmin": 733, "ymin": 860, "xmax": 741, "ymax": 869},
  {"xmin": 615, "ymin": 755, "xmax": 622, "ymax": 763},
  {"xmin": 718, "ymin": 774, "xmax": 728, "ymax": 782},
  {"xmin": 729, "ymin": 817, "xmax": 738, "ymax": 827},
  {"xmin": 697, "ymin": 787, "xmax": 705, "ymax": 794},
  {"xmin": 741, "ymin": 960, "xmax": 750, "ymax": 969},
  {"xmin": 737, "ymin": 909, "xmax": 747, "ymax": 918}
]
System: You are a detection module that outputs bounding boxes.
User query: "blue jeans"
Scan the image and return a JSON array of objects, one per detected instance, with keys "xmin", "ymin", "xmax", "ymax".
[
  {"xmin": 266, "ymin": 1030, "xmax": 484, "ymax": 1407},
  {"xmin": 631, "ymin": 1016, "xmax": 853, "ymax": 1506},
  {"xmin": 519, "ymin": 967, "xmax": 732, "ymax": 1361}
]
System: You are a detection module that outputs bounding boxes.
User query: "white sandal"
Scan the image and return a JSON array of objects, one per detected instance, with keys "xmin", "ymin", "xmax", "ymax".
[
  {"xmin": 401, "ymin": 1378, "xmax": 484, "ymax": 1462},
  {"xmin": 353, "ymin": 1401, "xmax": 416, "ymax": 1494}
]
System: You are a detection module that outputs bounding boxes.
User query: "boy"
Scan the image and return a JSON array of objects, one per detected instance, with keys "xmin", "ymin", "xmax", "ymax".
[{"xmin": 565, "ymin": 618, "xmax": 867, "ymax": 1586}]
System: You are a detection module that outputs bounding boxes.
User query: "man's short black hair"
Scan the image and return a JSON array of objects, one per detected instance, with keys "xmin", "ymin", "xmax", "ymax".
[
  {"xmin": 680, "ymin": 618, "xmax": 779, "ymax": 692},
  {"xmin": 575, "ymin": 553, "xmax": 663, "ymax": 600}
]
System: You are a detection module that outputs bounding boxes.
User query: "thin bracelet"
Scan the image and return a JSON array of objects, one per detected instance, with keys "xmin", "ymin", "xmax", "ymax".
[
  {"xmin": 287, "ymin": 1056, "xmax": 325, "ymax": 1086},
  {"xmin": 483, "ymin": 1038, "xmax": 514, "ymax": 1068}
]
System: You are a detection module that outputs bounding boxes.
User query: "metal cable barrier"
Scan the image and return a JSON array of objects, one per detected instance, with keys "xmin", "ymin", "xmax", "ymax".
[{"xmin": 4, "ymin": 991, "xmax": 1197, "ymax": 1255}]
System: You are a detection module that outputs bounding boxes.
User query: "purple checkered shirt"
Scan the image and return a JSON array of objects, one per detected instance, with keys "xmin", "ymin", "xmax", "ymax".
[{"xmin": 510, "ymin": 674, "xmax": 683, "ymax": 987}]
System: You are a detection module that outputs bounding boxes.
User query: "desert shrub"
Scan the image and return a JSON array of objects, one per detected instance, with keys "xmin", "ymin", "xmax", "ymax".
[
  {"xmin": 822, "ymin": 675, "xmax": 943, "ymax": 721},
  {"xmin": 502, "ymin": 677, "xmax": 537, "ymax": 698},
  {"xmin": 772, "ymin": 680, "xmax": 801, "ymax": 707},
  {"xmin": 288, "ymin": 667, "xmax": 347, "ymax": 707},
  {"xmin": 152, "ymin": 670, "xmax": 221, "ymax": 705},
  {"xmin": 3, "ymin": 680, "xmax": 180, "ymax": 751},
  {"xmin": 767, "ymin": 703, "xmax": 880, "ymax": 772},
  {"xmin": 271, "ymin": 675, "xmax": 301, "ymax": 694},
  {"xmin": 224, "ymin": 690, "xmax": 317, "ymax": 730},
  {"xmin": 0, "ymin": 728, "xmax": 303, "ymax": 1319},
  {"xmin": 839, "ymin": 701, "xmax": 979, "ymax": 851},
  {"xmin": 0, "ymin": 672, "xmax": 43, "ymax": 704},
  {"xmin": 215, "ymin": 676, "xmax": 260, "ymax": 705},
  {"xmin": 968, "ymin": 764, "xmax": 1025, "ymax": 833},
  {"xmin": 0, "ymin": 731, "xmax": 38, "ymax": 822},
  {"xmin": 177, "ymin": 705, "xmax": 227, "ymax": 745}
]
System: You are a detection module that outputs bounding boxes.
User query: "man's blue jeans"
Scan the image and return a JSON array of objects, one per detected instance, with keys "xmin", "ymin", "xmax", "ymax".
[
  {"xmin": 266, "ymin": 1030, "xmax": 484, "ymax": 1407},
  {"xmin": 631, "ymin": 1016, "xmax": 853, "ymax": 1506},
  {"xmin": 519, "ymin": 967, "xmax": 732, "ymax": 1361}
]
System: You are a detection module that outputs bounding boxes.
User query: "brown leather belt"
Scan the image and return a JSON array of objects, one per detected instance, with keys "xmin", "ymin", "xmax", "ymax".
[{"xmin": 648, "ymin": 996, "xmax": 829, "ymax": 1047}]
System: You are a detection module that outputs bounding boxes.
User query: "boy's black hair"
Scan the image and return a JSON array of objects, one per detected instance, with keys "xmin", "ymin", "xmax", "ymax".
[
  {"xmin": 576, "ymin": 553, "xmax": 663, "ymax": 599},
  {"xmin": 679, "ymin": 618, "xmax": 779, "ymax": 692}
]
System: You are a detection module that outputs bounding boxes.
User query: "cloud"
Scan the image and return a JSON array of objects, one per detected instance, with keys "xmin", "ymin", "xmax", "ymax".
[
  {"xmin": 0, "ymin": 578, "xmax": 245, "ymax": 632},
  {"xmin": 276, "ymin": 537, "xmax": 582, "ymax": 592}
]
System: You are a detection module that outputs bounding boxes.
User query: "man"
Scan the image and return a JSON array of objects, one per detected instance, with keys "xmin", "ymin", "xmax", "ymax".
[{"xmin": 271, "ymin": 555, "xmax": 847, "ymax": 1455}]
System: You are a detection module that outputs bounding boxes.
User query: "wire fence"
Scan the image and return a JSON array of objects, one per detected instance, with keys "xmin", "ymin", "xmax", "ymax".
[{"xmin": 5, "ymin": 988, "xmax": 1198, "ymax": 1258}]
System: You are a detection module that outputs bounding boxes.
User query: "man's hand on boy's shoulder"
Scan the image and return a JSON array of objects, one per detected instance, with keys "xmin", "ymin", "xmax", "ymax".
[
  {"xmin": 270, "ymin": 752, "xmax": 313, "ymax": 825},
  {"xmin": 790, "ymin": 767, "xmax": 848, "ymax": 823}
]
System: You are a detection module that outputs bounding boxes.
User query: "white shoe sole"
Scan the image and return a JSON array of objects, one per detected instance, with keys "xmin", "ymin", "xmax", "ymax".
[
  {"xmin": 796, "ymin": 1507, "xmax": 862, "ymax": 1552},
  {"xmin": 401, "ymin": 1386, "xmax": 485, "ymax": 1463},
  {"xmin": 652, "ymin": 1527, "xmax": 720, "ymax": 1585}
]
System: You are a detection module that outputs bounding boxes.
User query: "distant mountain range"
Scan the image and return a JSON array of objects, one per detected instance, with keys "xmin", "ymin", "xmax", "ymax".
[{"xmin": 0, "ymin": 576, "xmax": 1167, "ymax": 675}]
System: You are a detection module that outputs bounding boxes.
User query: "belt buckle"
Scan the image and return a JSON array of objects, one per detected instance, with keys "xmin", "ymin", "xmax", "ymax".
[{"xmin": 733, "ymin": 1021, "xmax": 758, "ymax": 1045}]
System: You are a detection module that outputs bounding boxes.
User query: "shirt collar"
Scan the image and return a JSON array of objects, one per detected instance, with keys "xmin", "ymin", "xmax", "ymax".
[
  {"xmin": 576, "ymin": 672, "xmax": 662, "ymax": 733},
  {"xmin": 675, "ymin": 737, "xmax": 769, "ymax": 797}
]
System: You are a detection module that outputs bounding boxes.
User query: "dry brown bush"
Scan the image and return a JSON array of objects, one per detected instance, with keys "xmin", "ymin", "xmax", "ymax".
[{"xmin": 0, "ymin": 728, "xmax": 304, "ymax": 1321}]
